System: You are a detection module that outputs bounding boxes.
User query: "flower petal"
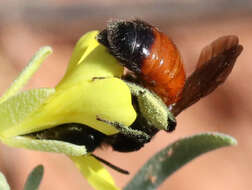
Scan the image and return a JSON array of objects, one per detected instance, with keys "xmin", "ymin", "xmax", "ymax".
[
  {"xmin": 58, "ymin": 31, "xmax": 123, "ymax": 89},
  {"xmin": 70, "ymin": 155, "xmax": 120, "ymax": 190},
  {"xmin": 66, "ymin": 31, "xmax": 100, "ymax": 73},
  {"xmin": 0, "ymin": 47, "xmax": 52, "ymax": 104},
  {"xmin": 2, "ymin": 78, "xmax": 136, "ymax": 137},
  {"xmin": 1, "ymin": 136, "xmax": 87, "ymax": 156},
  {"xmin": 0, "ymin": 32, "xmax": 136, "ymax": 137}
]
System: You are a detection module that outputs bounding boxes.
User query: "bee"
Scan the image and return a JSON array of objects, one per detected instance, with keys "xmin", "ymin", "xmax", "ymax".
[
  {"xmin": 97, "ymin": 19, "xmax": 186, "ymax": 105},
  {"xmin": 28, "ymin": 20, "xmax": 242, "ymax": 174},
  {"xmin": 90, "ymin": 19, "xmax": 184, "ymax": 153},
  {"xmin": 28, "ymin": 20, "xmax": 183, "ymax": 174}
]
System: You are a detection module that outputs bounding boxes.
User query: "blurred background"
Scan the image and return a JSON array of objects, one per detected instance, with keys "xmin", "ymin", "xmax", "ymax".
[{"xmin": 0, "ymin": 0, "xmax": 251, "ymax": 189}]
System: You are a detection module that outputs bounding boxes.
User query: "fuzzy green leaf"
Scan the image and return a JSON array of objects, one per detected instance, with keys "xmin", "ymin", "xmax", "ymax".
[
  {"xmin": 0, "ymin": 47, "xmax": 52, "ymax": 104},
  {"xmin": 0, "ymin": 172, "xmax": 10, "ymax": 190},
  {"xmin": 2, "ymin": 136, "xmax": 87, "ymax": 156},
  {"xmin": 124, "ymin": 132, "xmax": 237, "ymax": 190},
  {"xmin": 23, "ymin": 165, "xmax": 44, "ymax": 190},
  {"xmin": 0, "ymin": 88, "xmax": 55, "ymax": 137}
]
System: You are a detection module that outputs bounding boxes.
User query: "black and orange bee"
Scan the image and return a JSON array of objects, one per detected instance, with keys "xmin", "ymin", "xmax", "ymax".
[{"xmin": 29, "ymin": 19, "xmax": 242, "ymax": 174}]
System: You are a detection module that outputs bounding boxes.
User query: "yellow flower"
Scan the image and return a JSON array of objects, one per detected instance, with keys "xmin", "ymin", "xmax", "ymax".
[{"xmin": 0, "ymin": 31, "xmax": 137, "ymax": 190}]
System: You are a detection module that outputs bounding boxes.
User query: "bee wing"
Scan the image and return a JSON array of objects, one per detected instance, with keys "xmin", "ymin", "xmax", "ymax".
[{"xmin": 172, "ymin": 35, "xmax": 243, "ymax": 116}]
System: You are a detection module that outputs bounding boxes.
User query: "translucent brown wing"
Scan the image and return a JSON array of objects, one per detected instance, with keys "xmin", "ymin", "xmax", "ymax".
[{"xmin": 172, "ymin": 35, "xmax": 243, "ymax": 116}]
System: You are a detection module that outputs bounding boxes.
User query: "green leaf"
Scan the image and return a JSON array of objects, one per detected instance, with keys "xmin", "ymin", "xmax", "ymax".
[
  {"xmin": 23, "ymin": 165, "xmax": 44, "ymax": 190},
  {"xmin": 0, "ymin": 47, "xmax": 52, "ymax": 104},
  {"xmin": 0, "ymin": 172, "xmax": 10, "ymax": 190},
  {"xmin": 124, "ymin": 132, "xmax": 237, "ymax": 190},
  {"xmin": 2, "ymin": 136, "xmax": 87, "ymax": 156},
  {"xmin": 0, "ymin": 88, "xmax": 55, "ymax": 137}
]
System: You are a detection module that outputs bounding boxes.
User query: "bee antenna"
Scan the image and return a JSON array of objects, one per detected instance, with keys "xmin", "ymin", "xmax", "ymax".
[{"xmin": 91, "ymin": 154, "xmax": 130, "ymax": 175}]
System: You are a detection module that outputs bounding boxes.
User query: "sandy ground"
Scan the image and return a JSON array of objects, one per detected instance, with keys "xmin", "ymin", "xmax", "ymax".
[{"xmin": 0, "ymin": 5, "xmax": 251, "ymax": 190}]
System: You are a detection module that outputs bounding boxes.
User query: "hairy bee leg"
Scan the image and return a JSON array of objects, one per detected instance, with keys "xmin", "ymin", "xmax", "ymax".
[{"xmin": 96, "ymin": 116, "xmax": 151, "ymax": 142}]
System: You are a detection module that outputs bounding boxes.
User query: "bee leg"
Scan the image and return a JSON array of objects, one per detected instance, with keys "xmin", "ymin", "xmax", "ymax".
[
  {"xmin": 91, "ymin": 76, "xmax": 107, "ymax": 81},
  {"xmin": 96, "ymin": 116, "xmax": 151, "ymax": 143}
]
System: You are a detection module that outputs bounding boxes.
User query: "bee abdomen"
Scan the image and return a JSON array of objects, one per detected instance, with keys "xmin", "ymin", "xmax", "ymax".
[{"xmin": 141, "ymin": 28, "xmax": 186, "ymax": 105}]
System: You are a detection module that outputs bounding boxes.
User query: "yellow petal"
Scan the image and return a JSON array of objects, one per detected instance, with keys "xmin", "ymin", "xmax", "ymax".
[
  {"xmin": 2, "ymin": 78, "xmax": 136, "ymax": 137},
  {"xmin": 0, "ymin": 47, "xmax": 52, "ymax": 104},
  {"xmin": 66, "ymin": 31, "xmax": 100, "ymax": 74},
  {"xmin": 58, "ymin": 31, "xmax": 123, "ymax": 89},
  {"xmin": 70, "ymin": 155, "xmax": 120, "ymax": 190}
]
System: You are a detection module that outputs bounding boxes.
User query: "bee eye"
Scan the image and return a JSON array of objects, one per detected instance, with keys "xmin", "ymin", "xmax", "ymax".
[{"xmin": 167, "ymin": 118, "xmax": 176, "ymax": 132}]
